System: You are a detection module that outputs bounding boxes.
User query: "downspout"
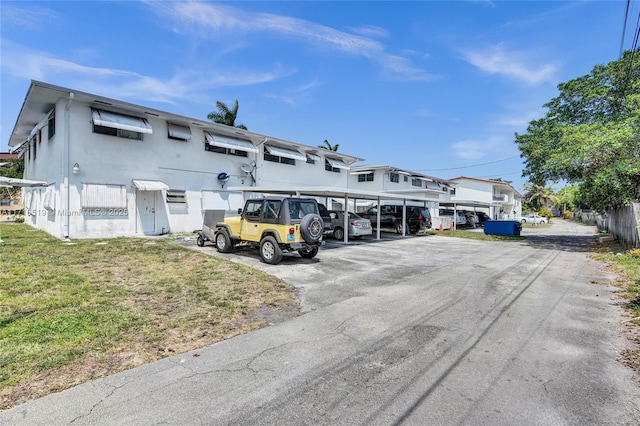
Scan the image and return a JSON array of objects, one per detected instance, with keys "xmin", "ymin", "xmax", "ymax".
[{"xmin": 63, "ymin": 92, "xmax": 74, "ymax": 239}]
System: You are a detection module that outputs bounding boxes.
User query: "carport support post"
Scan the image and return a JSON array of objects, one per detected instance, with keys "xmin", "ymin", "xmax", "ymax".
[
  {"xmin": 343, "ymin": 194, "xmax": 348, "ymax": 243},
  {"xmin": 376, "ymin": 197, "xmax": 381, "ymax": 240},
  {"xmin": 402, "ymin": 200, "xmax": 407, "ymax": 236}
]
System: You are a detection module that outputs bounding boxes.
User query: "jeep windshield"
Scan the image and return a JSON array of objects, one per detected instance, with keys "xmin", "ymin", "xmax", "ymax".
[{"xmin": 288, "ymin": 200, "xmax": 318, "ymax": 220}]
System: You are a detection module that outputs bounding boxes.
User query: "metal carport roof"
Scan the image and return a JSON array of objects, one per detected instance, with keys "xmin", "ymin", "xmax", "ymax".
[{"xmin": 227, "ymin": 185, "xmax": 439, "ymax": 241}]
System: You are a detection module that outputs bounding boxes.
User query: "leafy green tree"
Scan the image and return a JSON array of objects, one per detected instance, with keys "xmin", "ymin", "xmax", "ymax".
[
  {"xmin": 516, "ymin": 50, "xmax": 640, "ymax": 212},
  {"xmin": 318, "ymin": 139, "xmax": 338, "ymax": 151},
  {"xmin": 0, "ymin": 157, "xmax": 24, "ymax": 199},
  {"xmin": 555, "ymin": 185, "xmax": 580, "ymax": 212},
  {"xmin": 207, "ymin": 100, "xmax": 247, "ymax": 130}
]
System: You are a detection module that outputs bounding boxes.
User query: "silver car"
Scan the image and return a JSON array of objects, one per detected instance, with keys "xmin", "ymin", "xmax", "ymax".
[{"xmin": 328, "ymin": 210, "xmax": 373, "ymax": 240}]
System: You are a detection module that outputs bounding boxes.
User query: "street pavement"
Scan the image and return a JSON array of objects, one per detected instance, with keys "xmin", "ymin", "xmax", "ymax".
[{"xmin": 2, "ymin": 219, "xmax": 639, "ymax": 425}]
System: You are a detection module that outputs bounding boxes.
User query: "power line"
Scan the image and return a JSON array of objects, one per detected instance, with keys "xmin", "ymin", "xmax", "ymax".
[
  {"xmin": 416, "ymin": 155, "xmax": 519, "ymax": 172},
  {"xmin": 620, "ymin": 0, "xmax": 631, "ymax": 58}
]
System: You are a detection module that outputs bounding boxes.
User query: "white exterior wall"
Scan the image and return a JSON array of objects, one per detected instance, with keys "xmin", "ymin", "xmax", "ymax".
[
  {"xmin": 256, "ymin": 150, "xmax": 348, "ymax": 188},
  {"xmin": 20, "ymin": 100, "xmax": 266, "ymax": 238},
  {"xmin": 16, "ymin": 94, "xmax": 362, "ymax": 239},
  {"xmin": 452, "ymin": 179, "xmax": 493, "ymax": 203}
]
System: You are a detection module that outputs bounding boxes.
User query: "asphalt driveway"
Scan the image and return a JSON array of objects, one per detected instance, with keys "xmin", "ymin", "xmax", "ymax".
[{"xmin": 3, "ymin": 219, "xmax": 640, "ymax": 425}]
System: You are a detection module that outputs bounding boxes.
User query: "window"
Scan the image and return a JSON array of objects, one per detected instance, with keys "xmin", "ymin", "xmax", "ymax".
[
  {"xmin": 32, "ymin": 137, "xmax": 37, "ymax": 160},
  {"xmin": 325, "ymin": 158, "xmax": 349, "ymax": 173},
  {"xmin": 92, "ymin": 108, "xmax": 151, "ymax": 140},
  {"xmin": 411, "ymin": 178, "xmax": 422, "ymax": 187},
  {"xmin": 82, "ymin": 183, "xmax": 127, "ymax": 209},
  {"xmin": 204, "ymin": 132, "xmax": 257, "ymax": 157},
  {"xmin": 389, "ymin": 172, "xmax": 399, "ymax": 183},
  {"xmin": 358, "ymin": 172, "xmax": 374, "ymax": 182},
  {"xmin": 264, "ymin": 152, "xmax": 295, "ymax": 165},
  {"xmin": 263, "ymin": 200, "xmax": 281, "ymax": 221},
  {"xmin": 48, "ymin": 108, "xmax": 56, "ymax": 140},
  {"xmin": 306, "ymin": 153, "xmax": 321, "ymax": 164},
  {"xmin": 167, "ymin": 123, "xmax": 191, "ymax": 142},
  {"xmin": 166, "ymin": 189, "xmax": 187, "ymax": 203},
  {"xmin": 204, "ymin": 143, "xmax": 249, "ymax": 157},
  {"xmin": 94, "ymin": 124, "xmax": 143, "ymax": 140},
  {"xmin": 244, "ymin": 200, "xmax": 263, "ymax": 221},
  {"xmin": 404, "ymin": 176, "xmax": 408, "ymax": 182}
]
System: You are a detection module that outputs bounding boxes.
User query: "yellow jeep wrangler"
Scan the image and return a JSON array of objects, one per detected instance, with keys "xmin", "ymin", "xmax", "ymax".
[{"xmin": 213, "ymin": 197, "xmax": 324, "ymax": 264}]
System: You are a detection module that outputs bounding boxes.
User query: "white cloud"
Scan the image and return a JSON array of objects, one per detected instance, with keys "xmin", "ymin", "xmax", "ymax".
[
  {"xmin": 1, "ymin": 4, "xmax": 60, "ymax": 30},
  {"xmin": 461, "ymin": 43, "xmax": 558, "ymax": 85},
  {"xmin": 452, "ymin": 139, "xmax": 487, "ymax": 160},
  {"xmin": 150, "ymin": 1, "xmax": 435, "ymax": 80},
  {"xmin": 0, "ymin": 40, "xmax": 291, "ymax": 104}
]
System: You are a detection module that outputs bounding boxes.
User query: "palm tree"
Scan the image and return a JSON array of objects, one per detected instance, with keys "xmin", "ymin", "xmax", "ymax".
[
  {"xmin": 318, "ymin": 139, "xmax": 339, "ymax": 151},
  {"xmin": 523, "ymin": 182, "xmax": 555, "ymax": 211},
  {"xmin": 207, "ymin": 100, "xmax": 247, "ymax": 130}
]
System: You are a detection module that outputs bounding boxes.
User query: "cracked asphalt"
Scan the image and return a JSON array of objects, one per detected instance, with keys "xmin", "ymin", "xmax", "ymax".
[{"xmin": 2, "ymin": 219, "xmax": 640, "ymax": 425}]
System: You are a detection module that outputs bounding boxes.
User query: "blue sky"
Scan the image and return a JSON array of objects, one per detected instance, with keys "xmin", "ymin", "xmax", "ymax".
[{"xmin": 1, "ymin": 1, "xmax": 636, "ymax": 192}]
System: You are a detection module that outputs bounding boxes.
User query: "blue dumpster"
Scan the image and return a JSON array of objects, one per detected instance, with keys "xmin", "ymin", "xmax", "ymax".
[{"xmin": 483, "ymin": 220, "xmax": 522, "ymax": 236}]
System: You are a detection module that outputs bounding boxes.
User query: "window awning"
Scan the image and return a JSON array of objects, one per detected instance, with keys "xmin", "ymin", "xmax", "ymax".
[
  {"xmin": 265, "ymin": 145, "xmax": 307, "ymax": 161},
  {"xmin": 325, "ymin": 158, "xmax": 350, "ymax": 170},
  {"xmin": 167, "ymin": 123, "xmax": 192, "ymax": 140},
  {"xmin": 204, "ymin": 132, "xmax": 258, "ymax": 153},
  {"xmin": 132, "ymin": 180, "xmax": 169, "ymax": 191},
  {"xmin": 0, "ymin": 176, "xmax": 50, "ymax": 187},
  {"xmin": 349, "ymin": 170, "xmax": 374, "ymax": 175},
  {"xmin": 306, "ymin": 153, "xmax": 322, "ymax": 162},
  {"xmin": 91, "ymin": 108, "xmax": 153, "ymax": 134}
]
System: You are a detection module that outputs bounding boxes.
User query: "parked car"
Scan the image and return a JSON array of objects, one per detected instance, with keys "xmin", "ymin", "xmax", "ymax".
[
  {"xmin": 439, "ymin": 209, "xmax": 467, "ymax": 227},
  {"xmin": 475, "ymin": 211, "xmax": 490, "ymax": 225},
  {"xmin": 317, "ymin": 203, "xmax": 333, "ymax": 235},
  {"xmin": 462, "ymin": 211, "xmax": 480, "ymax": 228},
  {"xmin": 327, "ymin": 210, "xmax": 372, "ymax": 240},
  {"xmin": 516, "ymin": 213, "xmax": 547, "ymax": 224},
  {"xmin": 360, "ymin": 204, "xmax": 422, "ymax": 234}
]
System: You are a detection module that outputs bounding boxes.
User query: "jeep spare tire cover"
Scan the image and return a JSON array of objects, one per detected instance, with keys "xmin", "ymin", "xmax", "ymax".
[{"xmin": 300, "ymin": 213, "xmax": 323, "ymax": 243}]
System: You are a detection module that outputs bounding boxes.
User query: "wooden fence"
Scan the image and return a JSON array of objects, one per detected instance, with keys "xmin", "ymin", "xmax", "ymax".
[{"xmin": 579, "ymin": 204, "xmax": 640, "ymax": 248}]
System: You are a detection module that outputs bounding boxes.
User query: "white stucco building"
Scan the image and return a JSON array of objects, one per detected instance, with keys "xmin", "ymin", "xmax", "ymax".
[
  {"xmin": 448, "ymin": 176, "xmax": 523, "ymax": 219},
  {"xmin": 8, "ymin": 81, "xmax": 362, "ymax": 239}
]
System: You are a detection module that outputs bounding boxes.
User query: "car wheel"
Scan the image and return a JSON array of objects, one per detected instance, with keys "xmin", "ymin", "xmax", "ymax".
[
  {"xmin": 333, "ymin": 227, "xmax": 344, "ymax": 240},
  {"xmin": 196, "ymin": 235, "xmax": 205, "ymax": 247},
  {"xmin": 298, "ymin": 246, "xmax": 319, "ymax": 259},
  {"xmin": 521, "ymin": 219, "xmax": 526, "ymax": 224},
  {"xmin": 395, "ymin": 221, "xmax": 408, "ymax": 234},
  {"xmin": 300, "ymin": 213, "xmax": 323, "ymax": 244},
  {"xmin": 260, "ymin": 235, "xmax": 283, "ymax": 264},
  {"xmin": 215, "ymin": 229, "xmax": 233, "ymax": 253}
]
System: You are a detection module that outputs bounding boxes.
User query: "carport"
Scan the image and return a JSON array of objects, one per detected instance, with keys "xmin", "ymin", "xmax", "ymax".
[
  {"xmin": 228, "ymin": 185, "xmax": 439, "ymax": 243},
  {"xmin": 439, "ymin": 199, "xmax": 502, "ymax": 230}
]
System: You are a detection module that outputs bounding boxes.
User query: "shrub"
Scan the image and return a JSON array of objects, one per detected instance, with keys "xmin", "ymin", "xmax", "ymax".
[{"xmin": 539, "ymin": 206, "xmax": 553, "ymax": 220}]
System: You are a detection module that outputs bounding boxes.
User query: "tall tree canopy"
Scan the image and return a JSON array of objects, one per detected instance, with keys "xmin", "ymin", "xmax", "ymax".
[
  {"xmin": 516, "ymin": 50, "xmax": 640, "ymax": 212},
  {"xmin": 0, "ymin": 158, "xmax": 24, "ymax": 199},
  {"xmin": 207, "ymin": 100, "xmax": 247, "ymax": 130}
]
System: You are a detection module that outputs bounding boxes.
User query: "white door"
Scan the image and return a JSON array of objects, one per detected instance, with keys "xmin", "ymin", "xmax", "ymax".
[{"xmin": 137, "ymin": 191, "xmax": 156, "ymax": 234}]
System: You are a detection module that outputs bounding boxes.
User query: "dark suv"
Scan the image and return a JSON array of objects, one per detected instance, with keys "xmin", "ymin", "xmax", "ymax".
[{"xmin": 360, "ymin": 204, "xmax": 427, "ymax": 234}]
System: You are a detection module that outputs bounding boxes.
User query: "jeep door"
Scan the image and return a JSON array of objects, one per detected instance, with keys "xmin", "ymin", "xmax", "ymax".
[{"xmin": 240, "ymin": 200, "xmax": 263, "ymax": 241}]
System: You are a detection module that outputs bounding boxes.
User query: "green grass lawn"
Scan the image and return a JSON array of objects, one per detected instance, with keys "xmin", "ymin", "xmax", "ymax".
[{"xmin": 0, "ymin": 223, "xmax": 297, "ymax": 409}]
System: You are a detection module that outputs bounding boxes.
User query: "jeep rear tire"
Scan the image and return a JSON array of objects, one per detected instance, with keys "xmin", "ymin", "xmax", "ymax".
[
  {"xmin": 260, "ymin": 235, "xmax": 283, "ymax": 264},
  {"xmin": 300, "ymin": 213, "xmax": 323, "ymax": 244},
  {"xmin": 215, "ymin": 229, "xmax": 233, "ymax": 253},
  {"xmin": 298, "ymin": 246, "xmax": 319, "ymax": 259}
]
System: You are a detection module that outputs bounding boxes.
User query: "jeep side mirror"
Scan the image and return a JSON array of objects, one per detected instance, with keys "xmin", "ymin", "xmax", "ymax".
[{"xmin": 238, "ymin": 208, "xmax": 243, "ymax": 215}]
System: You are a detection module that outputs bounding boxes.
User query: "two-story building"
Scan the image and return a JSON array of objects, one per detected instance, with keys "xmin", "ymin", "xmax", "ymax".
[
  {"xmin": 7, "ymin": 80, "xmax": 362, "ymax": 239},
  {"xmin": 448, "ymin": 176, "xmax": 522, "ymax": 219}
]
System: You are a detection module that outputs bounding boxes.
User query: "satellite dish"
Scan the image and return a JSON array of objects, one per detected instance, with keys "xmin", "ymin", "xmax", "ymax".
[
  {"xmin": 240, "ymin": 163, "xmax": 253, "ymax": 173},
  {"xmin": 217, "ymin": 172, "xmax": 230, "ymax": 188}
]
